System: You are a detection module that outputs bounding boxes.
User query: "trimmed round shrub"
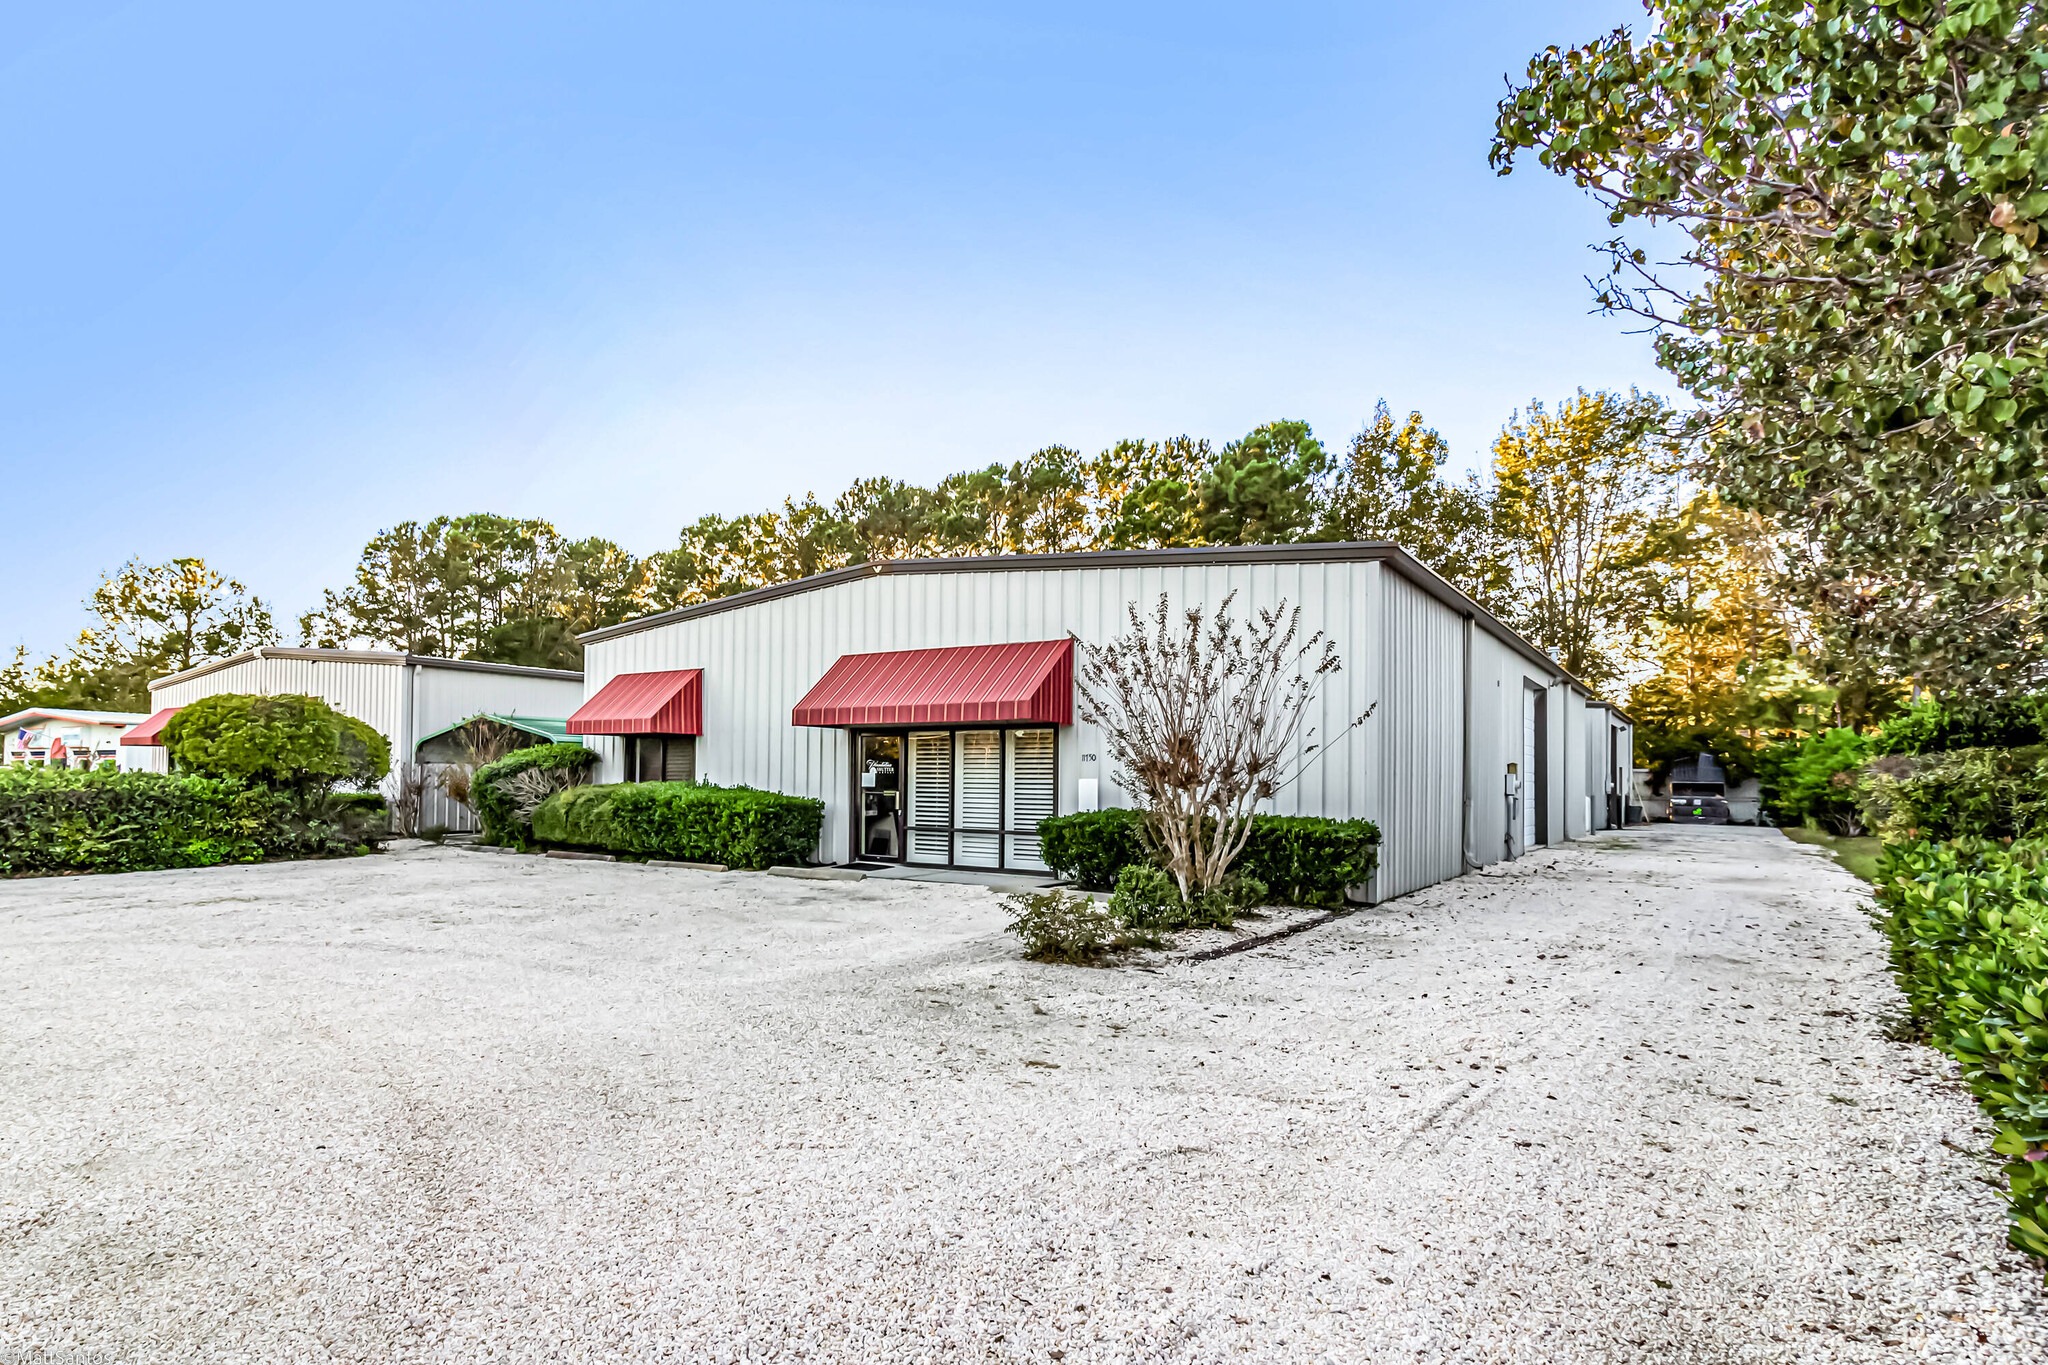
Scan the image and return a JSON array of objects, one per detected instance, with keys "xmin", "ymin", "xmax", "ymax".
[
  {"xmin": 335, "ymin": 717, "xmax": 392, "ymax": 789},
  {"xmin": 163, "ymin": 693, "xmax": 370, "ymax": 790}
]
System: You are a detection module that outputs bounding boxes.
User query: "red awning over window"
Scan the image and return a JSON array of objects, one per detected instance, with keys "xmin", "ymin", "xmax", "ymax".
[
  {"xmin": 792, "ymin": 639, "xmax": 1073, "ymax": 727},
  {"xmin": 119, "ymin": 707, "xmax": 180, "ymax": 746},
  {"xmin": 568, "ymin": 669, "xmax": 703, "ymax": 736}
]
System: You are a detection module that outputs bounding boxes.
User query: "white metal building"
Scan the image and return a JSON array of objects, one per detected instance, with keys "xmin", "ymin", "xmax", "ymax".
[
  {"xmin": 573, "ymin": 544, "xmax": 1633, "ymax": 899},
  {"xmin": 134, "ymin": 648, "xmax": 584, "ymax": 830}
]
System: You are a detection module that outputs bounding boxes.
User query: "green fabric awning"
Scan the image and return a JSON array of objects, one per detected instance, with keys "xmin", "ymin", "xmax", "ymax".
[{"xmin": 413, "ymin": 714, "xmax": 571, "ymax": 751}]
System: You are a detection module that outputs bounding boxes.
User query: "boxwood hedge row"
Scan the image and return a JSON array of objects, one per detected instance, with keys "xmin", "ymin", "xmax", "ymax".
[
  {"xmin": 0, "ymin": 766, "xmax": 383, "ymax": 876},
  {"xmin": 532, "ymin": 781, "xmax": 824, "ymax": 870},
  {"xmin": 1035, "ymin": 807, "xmax": 1379, "ymax": 907}
]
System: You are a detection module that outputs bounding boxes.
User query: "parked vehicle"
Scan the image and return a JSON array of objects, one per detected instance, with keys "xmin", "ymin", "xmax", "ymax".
[{"xmin": 1670, "ymin": 795, "xmax": 1730, "ymax": 824}]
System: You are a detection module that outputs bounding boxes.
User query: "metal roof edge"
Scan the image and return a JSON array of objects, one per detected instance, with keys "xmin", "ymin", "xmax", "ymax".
[
  {"xmin": 152, "ymin": 646, "xmax": 582, "ymax": 691},
  {"xmin": 401, "ymin": 654, "xmax": 584, "ymax": 682},
  {"xmin": 577, "ymin": 545, "xmax": 1415, "ymax": 645},
  {"xmin": 150, "ymin": 647, "xmax": 400, "ymax": 690},
  {"xmin": 578, "ymin": 563, "xmax": 886, "ymax": 644},
  {"xmin": 573, "ymin": 539, "xmax": 1631, "ymax": 710}
]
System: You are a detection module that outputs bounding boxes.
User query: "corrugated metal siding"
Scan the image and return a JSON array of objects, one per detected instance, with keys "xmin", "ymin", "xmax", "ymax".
[
  {"xmin": 408, "ymin": 667, "xmax": 584, "ymax": 750},
  {"xmin": 1376, "ymin": 568, "xmax": 1465, "ymax": 898},
  {"xmin": 584, "ymin": 560, "xmax": 1387, "ymax": 871},
  {"xmin": 153, "ymin": 656, "xmax": 406, "ymax": 738}
]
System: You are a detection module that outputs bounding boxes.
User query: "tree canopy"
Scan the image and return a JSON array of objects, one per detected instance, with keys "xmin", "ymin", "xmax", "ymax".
[{"xmin": 1494, "ymin": 0, "xmax": 2048, "ymax": 695}]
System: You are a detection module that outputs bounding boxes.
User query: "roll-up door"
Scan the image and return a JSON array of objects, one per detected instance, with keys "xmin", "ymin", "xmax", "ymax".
[
  {"xmin": 1004, "ymin": 728, "xmax": 1057, "ymax": 870},
  {"xmin": 907, "ymin": 731, "xmax": 953, "ymax": 864},
  {"xmin": 954, "ymin": 730, "xmax": 1003, "ymax": 867}
]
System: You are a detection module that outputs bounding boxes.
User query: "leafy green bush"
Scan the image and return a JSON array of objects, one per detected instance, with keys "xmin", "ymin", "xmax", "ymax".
[
  {"xmin": 533, "ymin": 781, "xmax": 825, "ymax": 869},
  {"xmin": 1004, "ymin": 889, "xmax": 1130, "ymax": 963},
  {"xmin": 1872, "ymin": 696, "xmax": 2047, "ymax": 757},
  {"xmin": 1757, "ymin": 728, "xmax": 1870, "ymax": 832},
  {"xmin": 1038, "ymin": 809, "xmax": 1378, "ymax": 906},
  {"xmin": 1237, "ymin": 816, "xmax": 1379, "ymax": 908},
  {"xmin": 1038, "ymin": 808, "xmax": 1148, "ymax": 890},
  {"xmin": 1863, "ymin": 746, "xmax": 2048, "ymax": 844},
  {"xmin": 531, "ymin": 784, "xmax": 624, "ymax": 847},
  {"xmin": 473, "ymin": 743, "xmax": 599, "ymax": 845},
  {"xmin": 1874, "ymin": 837, "xmax": 2048, "ymax": 1267},
  {"xmin": 1105, "ymin": 863, "xmax": 1258, "ymax": 932},
  {"xmin": 165, "ymin": 693, "xmax": 387, "ymax": 790},
  {"xmin": 0, "ymin": 766, "xmax": 379, "ymax": 876},
  {"xmin": 335, "ymin": 717, "xmax": 392, "ymax": 789}
]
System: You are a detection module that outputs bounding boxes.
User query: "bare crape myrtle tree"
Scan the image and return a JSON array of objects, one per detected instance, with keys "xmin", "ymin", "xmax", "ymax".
[{"xmin": 1076, "ymin": 592, "xmax": 1373, "ymax": 902}]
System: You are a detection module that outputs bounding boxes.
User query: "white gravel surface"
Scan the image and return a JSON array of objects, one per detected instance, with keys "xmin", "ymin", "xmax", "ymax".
[{"xmin": 3, "ymin": 826, "xmax": 2044, "ymax": 1363}]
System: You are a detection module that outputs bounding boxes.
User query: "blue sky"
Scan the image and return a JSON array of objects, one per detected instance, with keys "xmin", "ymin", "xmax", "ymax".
[{"xmin": 2, "ymin": 0, "xmax": 1667, "ymax": 659}]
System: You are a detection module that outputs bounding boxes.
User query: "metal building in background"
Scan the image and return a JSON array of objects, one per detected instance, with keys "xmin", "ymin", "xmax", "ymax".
[
  {"xmin": 576, "ymin": 543, "xmax": 1634, "ymax": 900},
  {"xmin": 133, "ymin": 648, "xmax": 584, "ymax": 830}
]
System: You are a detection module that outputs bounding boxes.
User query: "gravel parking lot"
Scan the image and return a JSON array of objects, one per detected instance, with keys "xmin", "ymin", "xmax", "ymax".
[{"xmin": 3, "ymin": 827, "xmax": 2044, "ymax": 1363}]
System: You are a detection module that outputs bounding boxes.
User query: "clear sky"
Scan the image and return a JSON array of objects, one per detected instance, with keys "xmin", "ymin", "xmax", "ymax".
[{"xmin": 2, "ymin": 0, "xmax": 1668, "ymax": 659}]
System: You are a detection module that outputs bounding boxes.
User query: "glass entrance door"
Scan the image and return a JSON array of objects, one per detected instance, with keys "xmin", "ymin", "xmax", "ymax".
[{"xmin": 857, "ymin": 733, "xmax": 904, "ymax": 861}]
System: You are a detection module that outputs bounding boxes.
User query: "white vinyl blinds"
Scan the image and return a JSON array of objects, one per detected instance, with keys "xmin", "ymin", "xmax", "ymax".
[
  {"xmin": 894, "ymin": 726, "xmax": 1057, "ymax": 870},
  {"xmin": 954, "ymin": 730, "xmax": 1003, "ymax": 867},
  {"xmin": 907, "ymin": 731, "xmax": 953, "ymax": 865},
  {"xmin": 1004, "ymin": 729, "xmax": 1057, "ymax": 871}
]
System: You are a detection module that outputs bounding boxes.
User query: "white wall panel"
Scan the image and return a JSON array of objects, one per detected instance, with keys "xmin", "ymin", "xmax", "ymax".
[{"xmin": 410, "ymin": 667, "xmax": 583, "ymax": 745}]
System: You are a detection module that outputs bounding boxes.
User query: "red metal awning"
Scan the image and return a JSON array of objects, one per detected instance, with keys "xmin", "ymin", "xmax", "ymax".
[
  {"xmin": 119, "ymin": 707, "xmax": 180, "ymax": 746},
  {"xmin": 792, "ymin": 639, "xmax": 1073, "ymax": 727},
  {"xmin": 568, "ymin": 669, "xmax": 703, "ymax": 736}
]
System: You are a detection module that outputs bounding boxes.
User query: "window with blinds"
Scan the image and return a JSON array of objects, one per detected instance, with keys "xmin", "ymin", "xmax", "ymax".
[
  {"xmin": 1004, "ymin": 729, "xmax": 1057, "ymax": 870},
  {"xmin": 906, "ymin": 731, "xmax": 953, "ymax": 864},
  {"xmin": 954, "ymin": 729, "xmax": 1004, "ymax": 867},
  {"xmin": 631, "ymin": 735, "xmax": 696, "ymax": 784}
]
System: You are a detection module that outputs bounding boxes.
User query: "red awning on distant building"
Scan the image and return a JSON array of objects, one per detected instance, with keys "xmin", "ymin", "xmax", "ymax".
[
  {"xmin": 119, "ymin": 708, "xmax": 180, "ymax": 746},
  {"xmin": 568, "ymin": 669, "xmax": 703, "ymax": 736},
  {"xmin": 792, "ymin": 639, "xmax": 1074, "ymax": 727}
]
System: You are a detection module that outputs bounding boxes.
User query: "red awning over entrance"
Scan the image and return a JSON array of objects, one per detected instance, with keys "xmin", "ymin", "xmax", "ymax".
[
  {"xmin": 119, "ymin": 707, "xmax": 180, "ymax": 746},
  {"xmin": 792, "ymin": 639, "xmax": 1073, "ymax": 728},
  {"xmin": 568, "ymin": 669, "xmax": 703, "ymax": 736}
]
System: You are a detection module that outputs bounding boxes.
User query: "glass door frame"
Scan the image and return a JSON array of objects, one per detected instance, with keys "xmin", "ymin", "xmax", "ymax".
[{"xmin": 845, "ymin": 724, "xmax": 1059, "ymax": 870}]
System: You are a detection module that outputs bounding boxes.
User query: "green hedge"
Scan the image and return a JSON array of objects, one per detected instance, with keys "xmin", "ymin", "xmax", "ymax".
[
  {"xmin": 0, "ymin": 766, "xmax": 380, "ymax": 876},
  {"xmin": 1237, "ymin": 816, "xmax": 1382, "ymax": 908},
  {"xmin": 1036, "ymin": 809, "xmax": 1380, "ymax": 907},
  {"xmin": 473, "ymin": 743, "xmax": 599, "ymax": 845},
  {"xmin": 1862, "ymin": 746, "xmax": 2048, "ymax": 844},
  {"xmin": 532, "ymin": 784, "xmax": 624, "ymax": 847},
  {"xmin": 532, "ymin": 782, "xmax": 825, "ymax": 870},
  {"xmin": 1875, "ymin": 837, "xmax": 2048, "ymax": 1268},
  {"xmin": 1038, "ymin": 808, "xmax": 1148, "ymax": 890}
]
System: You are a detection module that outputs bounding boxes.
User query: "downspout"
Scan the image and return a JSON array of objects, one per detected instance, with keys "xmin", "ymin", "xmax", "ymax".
[{"xmin": 1461, "ymin": 613, "xmax": 1477, "ymax": 872}]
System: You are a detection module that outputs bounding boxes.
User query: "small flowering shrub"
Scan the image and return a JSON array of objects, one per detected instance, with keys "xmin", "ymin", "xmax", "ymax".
[
  {"xmin": 1004, "ymin": 889, "xmax": 1131, "ymax": 963},
  {"xmin": 1107, "ymin": 863, "xmax": 1263, "ymax": 932},
  {"xmin": 1875, "ymin": 837, "xmax": 2048, "ymax": 1271}
]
